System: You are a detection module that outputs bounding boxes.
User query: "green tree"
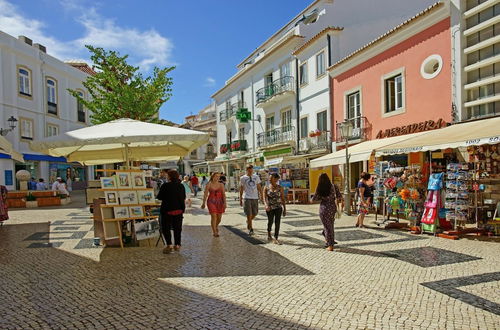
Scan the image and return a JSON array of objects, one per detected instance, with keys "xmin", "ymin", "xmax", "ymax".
[{"xmin": 69, "ymin": 45, "xmax": 174, "ymax": 124}]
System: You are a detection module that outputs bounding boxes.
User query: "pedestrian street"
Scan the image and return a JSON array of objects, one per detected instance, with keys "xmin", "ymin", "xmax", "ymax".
[{"xmin": 1, "ymin": 191, "xmax": 499, "ymax": 329}]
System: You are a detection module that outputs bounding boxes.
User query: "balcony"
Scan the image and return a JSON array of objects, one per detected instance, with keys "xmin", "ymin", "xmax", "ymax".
[
  {"xmin": 257, "ymin": 125, "xmax": 295, "ymax": 148},
  {"xmin": 230, "ymin": 139, "xmax": 248, "ymax": 152},
  {"xmin": 335, "ymin": 117, "xmax": 369, "ymax": 143},
  {"xmin": 256, "ymin": 76, "xmax": 295, "ymax": 106},
  {"xmin": 219, "ymin": 108, "xmax": 234, "ymax": 122},
  {"xmin": 299, "ymin": 131, "xmax": 331, "ymax": 153},
  {"xmin": 219, "ymin": 143, "xmax": 230, "ymax": 154}
]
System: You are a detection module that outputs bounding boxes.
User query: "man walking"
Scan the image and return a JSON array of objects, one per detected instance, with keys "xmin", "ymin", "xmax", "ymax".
[
  {"xmin": 190, "ymin": 174, "xmax": 199, "ymax": 197},
  {"xmin": 239, "ymin": 165, "xmax": 263, "ymax": 235}
]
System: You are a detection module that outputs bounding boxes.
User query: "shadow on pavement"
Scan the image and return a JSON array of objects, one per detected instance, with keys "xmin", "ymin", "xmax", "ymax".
[{"xmin": 0, "ymin": 223, "xmax": 310, "ymax": 329}]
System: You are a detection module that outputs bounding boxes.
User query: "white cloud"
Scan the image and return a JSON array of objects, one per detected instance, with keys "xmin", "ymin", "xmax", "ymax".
[
  {"xmin": 0, "ymin": 0, "xmax": 174, "ymax": 70},
  {"xmin": 204, "ymin": 77, "xmax": 216, "ymax": 87}
]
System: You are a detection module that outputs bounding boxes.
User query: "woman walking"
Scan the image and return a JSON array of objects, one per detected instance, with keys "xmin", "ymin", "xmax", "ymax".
[
  {"xmin": 312, "ymin": 173, "xmax": 343, "ymax": 251},
  {"xmin": 201, "ymin": 172, "xmax": 226, "ymax": 237},
  {"xmin": 157, "ymin": 170, "xmax": 186, "ymax": 254},
  {"xmin": 263, "ymin": 173, "xmax": 286, "ymax": 244},
  {"xmin": 182, "ymin": 175, "xmax": 193, "ymax": 208},
  {"xmin": 356, "ymin": 172, "xmax": 372, "ymax": 228}
]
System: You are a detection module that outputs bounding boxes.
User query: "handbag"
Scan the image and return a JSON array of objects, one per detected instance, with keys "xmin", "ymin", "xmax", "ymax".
[{"xmin": 333, "ymin": 184, "xmax": 342, "ymax": 219}]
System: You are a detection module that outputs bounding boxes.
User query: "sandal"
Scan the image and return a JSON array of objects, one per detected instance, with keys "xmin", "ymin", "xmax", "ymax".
[{"xmin": 162, "ymin": 246, "xmax": 173, "ymax": 254}]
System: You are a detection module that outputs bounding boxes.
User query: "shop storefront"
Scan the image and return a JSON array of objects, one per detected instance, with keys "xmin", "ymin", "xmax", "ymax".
[{"xmin": 375, "ymin": 117, "xmax": 500, "ymax": 236}]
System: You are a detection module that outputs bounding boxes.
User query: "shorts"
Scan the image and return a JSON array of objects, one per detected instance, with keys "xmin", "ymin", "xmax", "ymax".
[
  {"xmin": 358, "ymin": 201, "xmax": 369, "ymax": 215},
  {"xmin": 244, "ymin": 199, "xmax": 259, "ymax": 217}
]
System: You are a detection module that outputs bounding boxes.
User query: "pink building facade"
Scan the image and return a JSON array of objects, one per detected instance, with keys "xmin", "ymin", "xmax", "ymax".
[{"xmin": 330, "ymin": 14, "xmax": 452, "ymax": 145}]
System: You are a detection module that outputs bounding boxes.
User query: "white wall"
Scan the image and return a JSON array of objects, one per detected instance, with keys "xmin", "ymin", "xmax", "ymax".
[{"xmin": 0, "ymin": 30, "xmax": 91, "ymax": 188}]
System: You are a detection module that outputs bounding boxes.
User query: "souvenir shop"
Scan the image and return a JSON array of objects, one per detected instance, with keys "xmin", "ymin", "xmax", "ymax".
[
  {"xmin": 262, "ymin": 155, "xmax": 311, "ymax": 204},
  {"xmin": 373, "ymin": 117, "xmax": 500, "ymax": 237}
]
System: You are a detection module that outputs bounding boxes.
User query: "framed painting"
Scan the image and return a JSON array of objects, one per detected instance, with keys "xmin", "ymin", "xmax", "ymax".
[
  {"xmin": 135, "ymin": 219, "xmax": 160, "ymax": 241},
  {"xmin": 104, "ymin": 191, "xmax": 119, "ymax": 205},
  {"xmin": 116, "ymin": 172, "xmax": 131, "ymax": 189},
  {"xmin": 129, "ymin": 206, "xmax": 144, "ymax": 218},
  {"xmin": 132, "ymin": 172, "xmax": 147, "ymax": 188},
  {"xmin": 118, "ymin": 190, "xmax": 138, "ymax": 205},
  {"xmin": 100, "ymin": 177, "xmax": 116, "ymax": 189},
  {"xmin": 137, "ymin": 189, "xmax": 155, "ymax": 204},
  {"xmin": 113, "ymin": 206, "xmax": 129, "ymax": 219}
]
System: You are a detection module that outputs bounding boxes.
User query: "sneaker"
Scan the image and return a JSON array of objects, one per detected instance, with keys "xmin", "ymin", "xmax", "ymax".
[{"xmin": 249, "ymin": 229, "xmax": 254, "ymax": 236}]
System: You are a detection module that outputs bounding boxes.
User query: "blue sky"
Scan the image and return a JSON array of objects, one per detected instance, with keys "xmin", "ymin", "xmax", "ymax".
[{"xmin": 0, "ymin": 0, "xmax": 311, "ymax": 123}]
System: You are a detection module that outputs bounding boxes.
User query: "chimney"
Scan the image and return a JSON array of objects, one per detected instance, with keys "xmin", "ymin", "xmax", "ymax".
[
  {"xmin": 18, "ymin": 35, "xmax": 33, "ymax": 46},
  {"xmin": 33, "ymin": 43, "xmax": 46, "ymax": 53}
]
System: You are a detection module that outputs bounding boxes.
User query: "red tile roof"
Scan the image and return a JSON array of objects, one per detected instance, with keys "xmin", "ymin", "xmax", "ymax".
[{"xmin": 66, "ymin": 61, "xmax": 96, "ymax": 76}]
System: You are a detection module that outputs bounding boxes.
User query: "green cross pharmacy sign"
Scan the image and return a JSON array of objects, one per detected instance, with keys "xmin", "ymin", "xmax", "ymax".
[{"xmin": 236, "ymin": 108, "xmax": 251, "ymax": 123}]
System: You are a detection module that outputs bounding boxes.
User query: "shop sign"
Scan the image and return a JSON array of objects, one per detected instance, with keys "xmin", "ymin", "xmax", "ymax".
[
  {"xmin": 263, "ymin": 147, "xmax": 292, "ymax": 157},
  {"xmin": 376, "ymin": 119, "xmax": 446, "ymax": 139},
  {"xmin": 264, "ymin": 157, "xmax": 283, "ymax": 167},
  {"xmin": 431, "ymin": 152, "xmax": 444, "ymax": 159},
  {"xmin": 236, "ymin": 108, "xmax": 251, "ymax": 123}
]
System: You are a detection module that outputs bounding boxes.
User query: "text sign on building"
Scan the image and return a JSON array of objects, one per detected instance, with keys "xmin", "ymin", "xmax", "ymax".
[
  {"xmin": 376, "ymin": 119, "xmax": 447, "ymax": 139},
  {"xmin": 236, "ymin": 108, "xmax": 251, "ymax": 123}
]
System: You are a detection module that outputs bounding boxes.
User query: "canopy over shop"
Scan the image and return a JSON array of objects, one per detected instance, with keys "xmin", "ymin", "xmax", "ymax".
[{"xmin": 0, "ymin": 135, "xmax": 24, "ymax": 162}]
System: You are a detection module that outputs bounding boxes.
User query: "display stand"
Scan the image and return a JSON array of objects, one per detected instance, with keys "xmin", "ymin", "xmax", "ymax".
[{"xmin": 96, "ymin": 169, "xmax": 160, "ymax": 249}]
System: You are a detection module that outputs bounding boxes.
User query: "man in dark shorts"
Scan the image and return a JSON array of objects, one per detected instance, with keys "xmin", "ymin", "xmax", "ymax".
[{"xmin": 239, "ymin": 165, "xmax": 263, "ymax": 235}]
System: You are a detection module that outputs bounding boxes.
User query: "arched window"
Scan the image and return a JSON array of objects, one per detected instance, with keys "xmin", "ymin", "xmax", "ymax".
[
  {"xmin": 18, "ymin": 67, "xmax": 31, "ymax": 96},
  {"xmin": 46, "ymin": 78, "xmax": 58, "ymax": 115}
]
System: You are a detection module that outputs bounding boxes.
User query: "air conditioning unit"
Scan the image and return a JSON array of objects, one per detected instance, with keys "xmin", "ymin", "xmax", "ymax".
[{"xmin": 299, "ymin": 139, "xmax": 310, "ymax": 152}]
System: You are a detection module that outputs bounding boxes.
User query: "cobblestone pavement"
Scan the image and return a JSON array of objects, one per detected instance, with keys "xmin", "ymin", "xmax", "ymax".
[{"xmin": 1, "ymin": 191, "xmax": 499, "ymax": 329}]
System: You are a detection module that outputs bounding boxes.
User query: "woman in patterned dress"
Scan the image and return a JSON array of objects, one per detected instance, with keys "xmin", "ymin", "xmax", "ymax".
[
  {"xmin": 312, "ymin": 173, "xmax": 343, "ymax": 251},
  {"xmin": 201, "ymin": 172, "xmax": 226, "ymax": 237}
]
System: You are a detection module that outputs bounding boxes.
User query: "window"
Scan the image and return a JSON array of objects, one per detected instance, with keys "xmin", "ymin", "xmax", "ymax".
[
  {"xmin": 238, "ymin": 126, "xmax": 245, "ymax": 140},
  {"xmin": 18, "ymin": 67, "xmax": 31, "ymax": 96},
  {"xmin": 299, "ymin": 63, "xmax": 308, "ymax": 86},
  {"xmin": 347, "ymin": 91, "xmax": 361, "ymax": 120},
  {"xmin": 77, "ymin": 91, "xmax": 85, "ymax": 122},
  {"xmin": 226, "ymin": 131, "xmax": 232, "ymax": 144},
  {"xmin": 317, "ymin": 111, "xmax": 327, "ymax": 131},
  {"xmin": 46, "ymin": 78, "xmax": 57, "ymax": 115},
  {"xmin": 300, "ymin": 117, "xmax": 308, "ymax": 139},
  {"xmin": 46, "ymin": 124, "xmax": 58, "ymax": 137},
  {"xmin": 385, "ymin": 74, "xmax": 403, "ymax": 113},
  {"xmin": 316, "ymin": 51, "xmax": 325, "ymax": 77},
  {"xmin": 280, "ymin": 62, "xmax": 291, "ymax": 78},
  {"xmin": 238, "ymin": 90, "xmax": 244, "ymax": 105},
  {"xmin": 281, "ymin": 109, "xmax": 292, "ymax": 132},
  {"xmin": 20, "ymin": 118, "xmax": 34, "ymax": 140},
  {"xmin": 190, "ymin": 149, "xmax": 198, "ymax": 157},
  {"xmin": 266, "ymin": 115, "xmax": 274, "ymax": 131}
]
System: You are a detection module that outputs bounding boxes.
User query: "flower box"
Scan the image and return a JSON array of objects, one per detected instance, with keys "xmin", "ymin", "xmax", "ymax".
[
  {"xmin": 37, "ymin": 197, "xmax": 61, "ymax": 207},
  {"xmin": 26, "ymin": 200, "xmax": 38, "ymax": 208}
]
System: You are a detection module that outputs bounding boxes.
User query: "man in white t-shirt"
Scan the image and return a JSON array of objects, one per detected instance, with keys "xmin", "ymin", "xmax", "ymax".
[
  {"xmin": 239, "ymin": 165, "xmax": 263, "ymax": 235},
  {"xmin": 51, "ymin": 177, "xmax": 62, "ymax": 192}
]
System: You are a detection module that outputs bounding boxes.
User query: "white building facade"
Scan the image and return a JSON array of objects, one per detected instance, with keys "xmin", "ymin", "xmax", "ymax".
[
  {"xmin": 0, "ymin": 31, "xmax": 92, "ymax": 190},
  {"xmin": 212, "ymin": 0, "xmax": 441, "ymax": 166},
  {"xmin": 180, "ymin": 103, "xmax": 217, "ymax": 175},
  {"xmin": 450, "ymin": 0, "xmax": 500, "ymax": 122}
]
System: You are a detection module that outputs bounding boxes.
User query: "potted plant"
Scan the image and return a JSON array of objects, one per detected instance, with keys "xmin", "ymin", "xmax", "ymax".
[
  {"xmin": 309, "ymin": 131, "xmax": 316, "ymax": 137},
  {"xmin": 25, "ymin": 193, "xmax": 38, "ymax": 208}
]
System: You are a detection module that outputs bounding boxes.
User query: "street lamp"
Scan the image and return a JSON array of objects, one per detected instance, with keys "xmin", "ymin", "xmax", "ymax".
[
  {"xmin": 339, "ymin": 120, "xmax": 353, "ymax": 216},
  {"xmin": 0, "ymin": 116, "xmax": 18, "ymax": 136}
]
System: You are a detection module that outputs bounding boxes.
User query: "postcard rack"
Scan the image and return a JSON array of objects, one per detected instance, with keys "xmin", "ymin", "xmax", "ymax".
[{"xmin": 97, "ymin": 169, "xmax": 160, "ymax": 249}]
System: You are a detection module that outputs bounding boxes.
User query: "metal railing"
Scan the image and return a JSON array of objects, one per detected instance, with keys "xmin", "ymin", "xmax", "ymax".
[
  {"xmin": 219, "ymin": 101, "xmax": 247, "ymax": 122},
  {"xmin": 310, "ymin": 131, "xmax": 331, "ymax": 150},
  {"xmin": 256, "ymin": 76, "xmax": 295, "ymax": 105},
  {"xmin": 257, "ymin": 125, "xmax": 295, "ymax": 148},
  {"xmin": 335, "ymin": 117, "xmax": 369, "ymax": 143}
]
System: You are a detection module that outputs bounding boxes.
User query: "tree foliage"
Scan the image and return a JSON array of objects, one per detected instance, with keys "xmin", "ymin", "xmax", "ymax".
[{"xmin": 69, "ymin": 45, "xmax": 174, "ymax": 124}]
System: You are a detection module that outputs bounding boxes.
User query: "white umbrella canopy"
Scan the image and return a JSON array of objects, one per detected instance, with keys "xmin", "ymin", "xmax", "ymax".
[
  {"xmin": 30, "ymin": 118, "xmax": 209, "ymax": 165},
  {"xmin": 0, "ymin": 135, "xmax": 24, "ymax": 162}
]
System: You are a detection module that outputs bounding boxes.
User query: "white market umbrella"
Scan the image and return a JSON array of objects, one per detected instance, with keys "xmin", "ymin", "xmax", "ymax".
[
  {"xmin": 29, "ymin": 118, "xmax": 209, "ymax": 166},
  {"xmin": 0, "ymin": 135, "xmax": 24, "ymax": 162}
]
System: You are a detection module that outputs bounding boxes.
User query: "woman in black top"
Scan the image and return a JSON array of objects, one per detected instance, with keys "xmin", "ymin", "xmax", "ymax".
[
  {"xmin": 157, "ymin": 170, "xmax": 186, "ymax": 254},
  {"xmin": 356, "ymin": 172, "xmax": 372, "ymax": 228}
]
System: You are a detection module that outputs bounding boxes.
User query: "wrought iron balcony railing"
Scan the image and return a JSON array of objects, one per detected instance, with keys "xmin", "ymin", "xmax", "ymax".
[
  {"xmin": 335, "ymin": 117, "xmax": 369, "ymax": 143},
  {"xmin": 256, "ymin": 76, "xmax": 295, "ymax": 105},
  {"xmin": 219, "ymin": 101, "xmax": 247, "ymax": 122},
  {"xmin": 257, "ymin": 125, "xmax": 295, "ymax": 148}
]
